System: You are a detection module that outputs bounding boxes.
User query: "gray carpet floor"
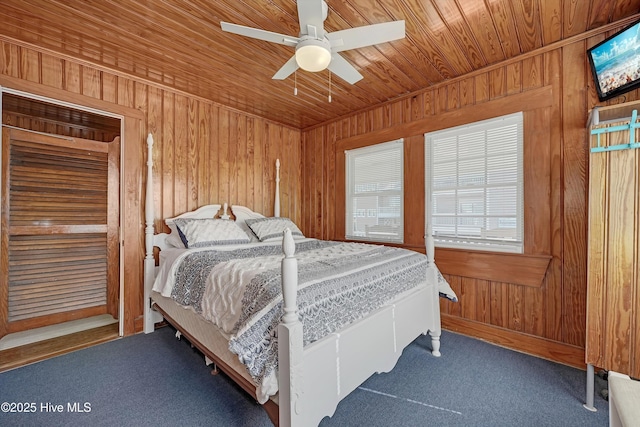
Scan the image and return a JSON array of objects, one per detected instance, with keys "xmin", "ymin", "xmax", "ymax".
[{"xmin": 0, "ymin": 326, "xmax": 609, "ymax": 426}]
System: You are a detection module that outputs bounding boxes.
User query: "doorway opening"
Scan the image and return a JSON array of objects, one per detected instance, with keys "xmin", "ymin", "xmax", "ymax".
[{"xmin": 0, "ymin": 90, "xmax": 122, "ymax": 369}]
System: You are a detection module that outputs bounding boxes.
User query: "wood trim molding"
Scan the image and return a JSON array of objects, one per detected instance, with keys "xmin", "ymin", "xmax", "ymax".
[
  {"xmin": 442, "ymin": 315, "xmax": 586, "ymax": 370},
  {"xmin": 337, "ymin": 85, "xmax": 554, "ymax": 151},
  {"xmin": 436, "ymin": 248, "xmax": 552, "ymax": 288},
  {"xmin": 0, "ymin": 74, "xmax": 144, "ymax": 120}
]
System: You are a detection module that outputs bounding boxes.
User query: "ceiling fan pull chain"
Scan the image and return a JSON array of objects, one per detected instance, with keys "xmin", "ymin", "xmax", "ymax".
[
  {"xmin": 328, "ymin": 70, "xmax": 332, "ymax": 103},
  {"xmin": 294, "ymin": 71, "xmax": 298, "ymax": 96}
]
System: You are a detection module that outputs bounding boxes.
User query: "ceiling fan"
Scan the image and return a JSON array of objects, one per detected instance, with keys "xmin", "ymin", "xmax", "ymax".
[{"xmin": 220, "ymin": 0, "xmax": 405, "ymax": 84}]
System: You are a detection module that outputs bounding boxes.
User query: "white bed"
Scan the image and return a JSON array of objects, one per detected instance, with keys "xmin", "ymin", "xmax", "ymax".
[{"xmin": 142, "ymin": 134, "xmax": 452, "ymax": 426}]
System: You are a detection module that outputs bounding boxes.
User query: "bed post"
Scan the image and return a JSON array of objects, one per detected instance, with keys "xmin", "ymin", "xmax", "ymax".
[
  {"xmin": 274, "ymin": 159, "xmax": 280, "ymax": 218},
  {"xmin": 278, "ymin": 229, "xmax": 303, "ymax": 427},
  {"xmin": 144, "ymin": 133, "xmax": 163, "ymax": 334},
  {"xmin": 425, "ymin": 228, "xmax": 441, "ymax": 357}
]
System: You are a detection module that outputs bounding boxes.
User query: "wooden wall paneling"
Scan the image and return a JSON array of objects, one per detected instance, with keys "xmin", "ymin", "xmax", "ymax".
[
  {"xmin": 64, "ymin": 61, "xmax": 81, "ymax": 94},
  {"xmin": 524, "ymin": 285, "xmax": 544, "ymax": 336},
  {"xmin": 604, "ymin": 147, "xmax": 635, "ymax": 374},
  {"xmin": 390, "ymin": 102, "xmax": 402, "ymax": 128},
  {"xmin": 522, "ymin": 55, "xmax": 542, "ymax": 91},
  {"xmin": 313, "ymin": 126, "xmax": 324, "ymax": 236},
  {"xmin": 475, "ymin": 279, "xmax": 491, "ymax": 324},
  {"xmin": 228, "ymin": 111, "xmax": 239, "ymax": 208},
  {"xmin": 423, "ymin": 90, "xmax": 434, "ymax": 117},
  {"xmin": 403, "ymin": 134, "xmax": 424, "ymax": 247},
  {"xmin": 436, "ymin": 86, "xmax": 447, "ymax": 114},
  {"xmin": 82, "ymin": 67, "xmax": 101, "ymax": 99},
  {"xmin": 460, "ymin": 277, "xmax": 477, "ymax": 321},
  {"xmin": 506, "ymin": 61, "xmax": 521, "ymax": 95},
  {"xmin": 174, "ymin": 94, "xmax": 188, "ymax": 214},
  {"xmin": 101, "ymin": 72, "xmax": 117, "ymax": 104},
  {"xmin": 40, "ymin": 53, "xmax": 63, "ymax": 89},
  {"xmin": 458, "ymin": 78, "xmax": 473, "ymax": 108},
  {"xmin": 411, "ymin": 93, "xmax": 424, "ymax": 122},
  {"xmin": 267, "ymin": 123, "xmax": 280, "ymax": 217},
  {"xmin": 561, "ymin": 40, "xmax": 589, "ymax": 347},
  {"xmin": 1, "ymin": 42, "xmax": 18, "ymax": 77},
  {"xmin": 490, "ymin": 281, "xmax": 509, "ymax": 329},
  {"xmin": 116, "ymin": 75, "xmax": 133, "ymax": 108},
  {"xmin": 250, "ymin": 116, "xmax": 263, "ymax": 215},
  {"xmin": 196, "ymin": 102, "xmax": 210, "ymax": 209},
  {"xmin": 508, "ymin": 284, "xmax": 524, "ymax": 332},
  {"xmin": 447, "ymin": 81, "xmax": 459, "ymax": 111},
  {"xmin": 489, "ymin": 66, "xmax": 506, "ymax": 99},
  {"xmin": 107, "ymin": 137, "xmax": 121, "ymax": 318},
  {"xmin": 147, "ymin": 86, "xmax": 162, "ymax": 231},
  {"xmin": 523, "ymin": 107, "xmax": 552, "ymax": 255},
  {"xmin": 161, "ymin": 91, "xmax": 174, "ymax": 229},
  {"xmin": 474, "ymin": 73, "xmax": 489, "ymax": 103},
  {"xmin": 20, "ymin": 48, "xmax": 39, "ymax": 83},
  {"xmin": 218, "ymin": 107, "xmax": 230, "ymax": 209},
  {"xmin": 325, "ymin": 123, "xmax": 337, "ymax": 239},
  {"xmin": 237, "ymin": 113, "xmax": 249, "ymax": 208},
  {"xmin": 243, "ymin": 117, "xmax": 254, "ymax": 211},
  {"xmin": 544, "ymin": 48, "xmax": 563, "ymax": 342},
  {"xmin": 187, "ymin": 98, "xmax": 199, "ymax": 212},
  {"xmin": 122, "ymin": 116, "xmax": 143, "ymax": 333}
]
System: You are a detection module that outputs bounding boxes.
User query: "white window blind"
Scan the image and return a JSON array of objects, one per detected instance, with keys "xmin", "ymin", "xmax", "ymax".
[
  {"xmin": 346, "ymin": 139, "xmax": 403, "ymax": 243},
  {"xmin": 425, "ymin": 112, "xmax": 523, "ymax": 253}
]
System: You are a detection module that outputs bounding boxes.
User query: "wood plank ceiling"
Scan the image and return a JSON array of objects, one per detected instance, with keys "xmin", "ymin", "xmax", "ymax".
[{"xmin": 1, "ymin": 0, "xmax": 638, "ymax": 129}]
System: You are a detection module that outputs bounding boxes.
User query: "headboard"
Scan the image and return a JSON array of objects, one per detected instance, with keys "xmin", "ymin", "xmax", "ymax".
[{"xmin": 143, "ymin": 133, "xmax": 281, "ymax": 332}]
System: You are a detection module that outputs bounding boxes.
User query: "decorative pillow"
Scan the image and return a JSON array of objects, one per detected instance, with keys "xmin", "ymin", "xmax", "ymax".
[
  {"xmin": 173, "ymin": 218, "xmax": 250, "ymax": 248},
  {"xmin": 237, "ymin": 220, "xmax": 260, "ymax": 243},
  {"xmin": 245, "ymin": 217, "xmax": 305, "ymax": 242},
  {"xmin": 166, "ymin": 227, "xmax": 186, "ymax": 248}
]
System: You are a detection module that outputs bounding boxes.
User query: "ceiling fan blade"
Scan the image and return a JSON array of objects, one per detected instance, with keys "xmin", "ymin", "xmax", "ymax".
[
  {"xmin": 272, "ymin": 56, "xmax": 300, "ymax": 80},
  {"xmin": 297, "ymin": 0, "xmax": 326, "ymax": 36},
  {"xmin": 221, "ymin": 22, "xmax": 299, "ymax": 47},
  {"xmin": 328, "ymin": 53, "xmax": 363, "ymax": 84},
  {"xmin": 328, "ymin": 21, "xmax": 405, "ymax": 52}
]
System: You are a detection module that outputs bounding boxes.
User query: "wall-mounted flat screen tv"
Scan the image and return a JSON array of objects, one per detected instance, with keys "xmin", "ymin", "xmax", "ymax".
[{"xmin": 588, "ymin": 19, "xmax": 640, "ymax": 102}]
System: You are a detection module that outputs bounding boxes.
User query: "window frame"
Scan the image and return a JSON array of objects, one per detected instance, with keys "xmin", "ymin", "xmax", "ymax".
[
  {"xmin": 345, "ymin": 138, "xmax": 404, "ymax": 244},
  {"xmin": 424, "ymin": 112, "xmax": 524, "ymax": 254}
]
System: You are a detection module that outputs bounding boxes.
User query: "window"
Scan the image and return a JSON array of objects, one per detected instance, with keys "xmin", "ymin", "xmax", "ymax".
[
  {"xmin": 425, "ymin": 112, "xmax": 523, "ymax": 253},
  {"xmin": 346, "ymin": 139, "xmax": 403, "ymax": 243}
]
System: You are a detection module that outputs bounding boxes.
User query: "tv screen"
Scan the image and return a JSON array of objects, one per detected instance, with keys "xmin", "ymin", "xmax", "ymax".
[{"xmin": 588, "ymin": 19, "xmax": 640, "ymax": 102}]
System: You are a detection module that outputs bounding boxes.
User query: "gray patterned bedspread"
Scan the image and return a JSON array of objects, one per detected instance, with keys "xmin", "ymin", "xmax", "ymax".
[{"xmin": 166, "ymin": 240, "xmax": 431, "ymax": 402}]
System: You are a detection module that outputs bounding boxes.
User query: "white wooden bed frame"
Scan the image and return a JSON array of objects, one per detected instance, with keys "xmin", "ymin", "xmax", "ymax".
[{"xmin": 142, "ymin": 134, "xmax": 442, "ymax": 426}]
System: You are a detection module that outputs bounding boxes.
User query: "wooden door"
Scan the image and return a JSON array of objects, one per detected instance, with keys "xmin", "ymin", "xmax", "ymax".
[
  {"xmin": 0, "ymin": 127, "xmax": 120, "ymax": 338},
  {"xmin": 586, "ymin": 123, "xmax": 640, "ymax": 379}
]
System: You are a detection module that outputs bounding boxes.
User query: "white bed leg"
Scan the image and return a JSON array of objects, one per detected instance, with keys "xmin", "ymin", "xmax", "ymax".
[
  {"xmin": 278, "ymin": 229, "xmax": 303, "ymax": 427},
  {"xmin": 425, "ymin": 229, "xmax": 442, "ymax": 357},
  {"xmin": 430, "ymin": 332, "xmax": 441, "ymax": 357}
]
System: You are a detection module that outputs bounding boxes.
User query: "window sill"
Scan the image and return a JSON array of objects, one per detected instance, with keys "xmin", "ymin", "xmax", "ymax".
[{"xmin": 434, "ymin": 248, "xmax": 551, "ymax": 288}]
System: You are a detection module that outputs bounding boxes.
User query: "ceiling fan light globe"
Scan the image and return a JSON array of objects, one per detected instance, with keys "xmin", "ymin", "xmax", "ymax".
[{"xmin": 295, "ymin": 44, "xmax": 331, "ymax": 72}]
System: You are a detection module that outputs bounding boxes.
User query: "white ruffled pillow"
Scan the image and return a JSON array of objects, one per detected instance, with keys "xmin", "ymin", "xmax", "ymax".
[
  {"xmin": 245, "ymin": 217, "xmax": 305, "ymax": 242},
  {"xmin": 173, "ymin": 218, "xmax": 250, "ymax": 248},
  {"xmin": 166, "ymin": 224, "xmax": 186, "ymax": 248}
]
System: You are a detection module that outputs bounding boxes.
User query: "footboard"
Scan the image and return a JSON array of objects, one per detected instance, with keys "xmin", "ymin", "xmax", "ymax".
[{"xmin": 277, "ymin": 230, "xmax": 442, "ymax": 427}]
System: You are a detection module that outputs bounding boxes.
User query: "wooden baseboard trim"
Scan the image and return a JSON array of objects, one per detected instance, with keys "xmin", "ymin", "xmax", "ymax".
[
  {"xmin": 442, "ymin": 315, "xmax": 586, "ymax": 370},
  {"xmin": 0, "ymin": 323, "xmax": 119, "ymax": 373}
]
